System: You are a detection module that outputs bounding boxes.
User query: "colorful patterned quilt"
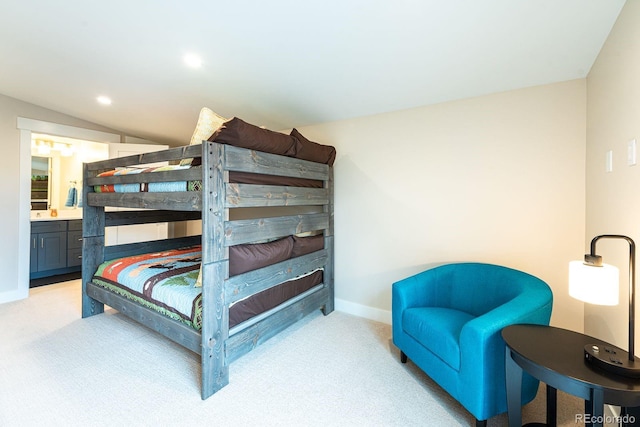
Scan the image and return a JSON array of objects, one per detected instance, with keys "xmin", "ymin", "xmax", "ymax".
[
  {"xmin": 92, "ymin": 246, "xmax": 204, "ymax": 329},
  {"xmin": 93, "ymin": 165, "xmax": 202, "ymax": 193},
  {"xmin": 93, "ymin": 165, "xmax": 325, "ymax": 193},
  {"xmin": 91, "ymin": 241, "xmax": 325, "ymax": 331}
]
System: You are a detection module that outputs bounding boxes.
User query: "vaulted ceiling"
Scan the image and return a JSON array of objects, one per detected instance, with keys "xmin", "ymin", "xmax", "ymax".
[{"xmin": 0, "ymin": 0, "xmax": 626, "ymax": 144}]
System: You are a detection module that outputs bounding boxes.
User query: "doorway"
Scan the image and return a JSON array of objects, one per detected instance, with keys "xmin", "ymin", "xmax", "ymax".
[{"xmin": 13, "ymin": 118, "xmax": 120, "ymax": 303}]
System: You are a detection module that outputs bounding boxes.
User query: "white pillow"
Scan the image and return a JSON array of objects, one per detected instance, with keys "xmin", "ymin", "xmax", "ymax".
[{"xmin": 180, "ymin": 107, "xmax": 228, "ymax": 166}]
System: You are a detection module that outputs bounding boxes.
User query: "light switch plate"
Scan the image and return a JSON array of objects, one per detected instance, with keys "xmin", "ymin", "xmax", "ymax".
[{"xmin": 628, "ymin": 139, "xmax": 637, "ymax": 166}]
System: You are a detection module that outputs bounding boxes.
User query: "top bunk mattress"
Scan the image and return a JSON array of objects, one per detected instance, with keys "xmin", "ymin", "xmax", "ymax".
[
  {"xmin": 93, "ymin": 165, "xmax": 324, "ymax": 193},
  {"xmin": 91, "ymin": 116, "xmax": 335, "ymax": 194}
]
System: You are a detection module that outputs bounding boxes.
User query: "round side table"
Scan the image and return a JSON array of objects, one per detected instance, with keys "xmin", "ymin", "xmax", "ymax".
[{"xmin": 502, "ymin": 324, "xmax": 640, "ymax": 427}]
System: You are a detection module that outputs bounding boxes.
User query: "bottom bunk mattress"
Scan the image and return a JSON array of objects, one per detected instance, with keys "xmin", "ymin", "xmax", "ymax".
[{"xmin": 91, "ymin": 237, "xmax": 324, "ymax": 330}]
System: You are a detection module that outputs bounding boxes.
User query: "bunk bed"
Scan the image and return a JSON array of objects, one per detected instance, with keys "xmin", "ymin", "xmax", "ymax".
[{"xmin": 81, "ymin": 117, "xmax": 335, "ymax": 399}]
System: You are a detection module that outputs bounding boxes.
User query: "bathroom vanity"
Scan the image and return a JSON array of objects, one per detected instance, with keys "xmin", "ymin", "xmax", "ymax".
[{"xmin": 30, "ymin": 212, "xmax": 82, "ymax": 281}]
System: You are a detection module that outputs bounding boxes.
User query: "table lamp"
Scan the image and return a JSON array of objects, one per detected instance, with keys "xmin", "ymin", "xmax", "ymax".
[{"xmin": 569, "ymin": 234, "xmax": 640, "ymax": 377}]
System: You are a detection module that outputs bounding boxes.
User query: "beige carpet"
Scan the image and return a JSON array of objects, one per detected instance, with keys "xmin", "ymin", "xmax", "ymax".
[{"xmin": 0, "ymin": 280, "xmax": 585, "ymax": 426}]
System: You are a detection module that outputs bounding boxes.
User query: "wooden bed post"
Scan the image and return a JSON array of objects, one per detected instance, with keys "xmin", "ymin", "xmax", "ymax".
[
  {"xmin": 323, "ymin": 166, "xmax": 335, "ymax": 315},
  {"xmin": 81, "ymin": 162, "xmax": 105, "ymax": 318},
  {"xmin": 200, "ymin": 141, "xmax": 230, "ymax": 399}
]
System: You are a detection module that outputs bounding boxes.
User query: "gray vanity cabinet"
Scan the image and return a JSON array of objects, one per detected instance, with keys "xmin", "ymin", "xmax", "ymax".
[
  {"xmin": 66, "ymin": 220, "xmax": 83, "ymax": 267},
  {"xmin": 30, "ymin": 219, "xmax": 82, "ymax": 280}
]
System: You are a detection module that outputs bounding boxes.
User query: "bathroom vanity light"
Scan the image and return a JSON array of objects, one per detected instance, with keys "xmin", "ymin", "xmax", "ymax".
[
  {"xmin": 32, "ymin": 140, "xmax": 74, "ymax": 157},
  {"xmin": 35, "ymin": 140, "xmax": 51, "ymax": 155},
  {"xmin": 58, "ymin": 143, "xmax": 74, "ymax": 157}
]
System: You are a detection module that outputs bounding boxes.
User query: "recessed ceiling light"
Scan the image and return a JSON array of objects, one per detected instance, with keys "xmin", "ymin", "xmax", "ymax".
[
  {"xmin": 97, "ymin": 96, "xmax": 112, "ymax": 105},
  {"xmin": 184, "ymin": 53, "xmax": 203, "ymax": 68}
]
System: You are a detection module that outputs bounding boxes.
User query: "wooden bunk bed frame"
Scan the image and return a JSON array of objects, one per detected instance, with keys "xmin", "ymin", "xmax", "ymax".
[{"xmin": 81, "ymin": 140, "xmax": 334, "ymax": 399}]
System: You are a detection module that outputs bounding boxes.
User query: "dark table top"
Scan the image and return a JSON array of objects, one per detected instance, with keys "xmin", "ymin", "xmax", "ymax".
[{"xmin": 502, "ymin": 324, "xmax": 640, "ymax": 406}]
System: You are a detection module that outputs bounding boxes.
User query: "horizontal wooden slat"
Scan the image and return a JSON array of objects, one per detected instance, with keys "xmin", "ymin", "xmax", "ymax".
[
  {"xmin": 223, "ymin": 144, "xmax": 329, "ymax": 181},
  {"xmin": 225, "ymin": 183, "xmax": 328, "ymax": 208},
  {"xmin": 224, "ymin": 213, "xmax": 329, "ymax": 246},
  {"xmin": 86, "ymin": 145, "xmax": 201, "ymax": 171},
  {"xmin": 88, "ymin": 192, "xmax": 202, "ymax": 211},
  {"xmin": 225, "ymin": 250, "xmax": 327, "ymax": 304},
  {"xmin": 226, "ymin": 285, "xmax": 328, "ymax": 363},
  {"xmin": 105, "ymin": 209, "xmax": 201, "ymax": 226},
  {"xmin": 87, "ymin": 168, "xmax": 202, "ymax": 186},
  {"xmin": 104, "ymin": 235, "xmax": 201, "ymax": 261},
  {"xmin": 86, "ymin": 282, "xmax": 202, "ymax": 354}
]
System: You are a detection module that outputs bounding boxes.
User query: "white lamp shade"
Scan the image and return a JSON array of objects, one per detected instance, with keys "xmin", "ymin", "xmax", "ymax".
[{"xmin": 569, "ymin": 260, "xmax": 619, "ymax": 306}]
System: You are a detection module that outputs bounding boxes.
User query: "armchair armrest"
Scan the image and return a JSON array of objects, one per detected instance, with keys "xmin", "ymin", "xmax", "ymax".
[{"xmin": 458, "ymin": 289, "xmax": 553, "ymax": 394}]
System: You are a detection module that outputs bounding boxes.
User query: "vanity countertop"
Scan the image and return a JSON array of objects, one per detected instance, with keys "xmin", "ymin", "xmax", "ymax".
[{"xmin": 31, "ymin": 209, "xmax": 82, "ymax": 222}]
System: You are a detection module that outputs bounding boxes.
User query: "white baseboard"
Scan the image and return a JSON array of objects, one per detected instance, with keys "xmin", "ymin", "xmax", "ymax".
[
  {"xmin": 0, "ymin": 287, "xmax": 28, "ymax": 305},
  {"xmin": 335, "ymin": 298, "xmax": 391, "ymax": 324}
]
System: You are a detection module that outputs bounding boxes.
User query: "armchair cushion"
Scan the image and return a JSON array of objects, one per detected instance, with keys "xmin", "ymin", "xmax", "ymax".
[{"xmin": 403, "ymin": 307, "xmax": 474, "ymax": 371}]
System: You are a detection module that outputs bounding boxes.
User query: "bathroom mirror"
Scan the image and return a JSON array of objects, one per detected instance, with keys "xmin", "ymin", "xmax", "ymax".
[
  {"xmin": 31, "ymin": 156, "xmax": 50, "ymax": 210},
  {"xmin": 30, "ymin": 134, "xmax": 109, "ymax": 213}
]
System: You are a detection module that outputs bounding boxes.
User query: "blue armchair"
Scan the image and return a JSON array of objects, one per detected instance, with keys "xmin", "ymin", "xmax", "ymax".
[{"xmin": 392, "ymin": 263, "xmax": 553, "ymax": 426}]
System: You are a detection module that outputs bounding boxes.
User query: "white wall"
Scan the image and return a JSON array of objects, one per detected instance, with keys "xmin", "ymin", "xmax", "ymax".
[
  {"xmin": 298, "ymin": 80, "xmax": 587, "ymax": 331},
  {"xmin": 586, "ymin": 0, "xmax": 640, "ymax": 353},
  {"xmin": 0, "ymin": 94, "xmax": 129, "ymax": 303},
  {"xmin": 0, "ymin": 78, "xmax": 589, "ymax": 334}
]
